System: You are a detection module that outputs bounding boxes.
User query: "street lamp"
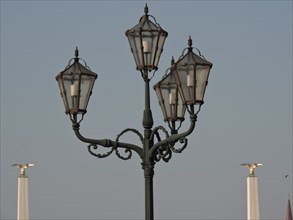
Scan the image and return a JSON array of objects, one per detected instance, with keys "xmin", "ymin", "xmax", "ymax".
[{"xmin": 55, "ymin": 4, "xmax": 212, "ymax": 220}]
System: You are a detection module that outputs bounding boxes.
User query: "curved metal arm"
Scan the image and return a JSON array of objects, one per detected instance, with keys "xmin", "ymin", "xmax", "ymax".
[
  {"xmin": 72, "ymin": 123, "xmax": 144, "ymax": 159},
  {"xmin": 148, "ymin": 113, "xmax": 197, "ymax": 158}
]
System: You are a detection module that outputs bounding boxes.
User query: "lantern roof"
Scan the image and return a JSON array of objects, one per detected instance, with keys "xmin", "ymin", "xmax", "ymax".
[
  {"xmin": 176, "ymin": 37, "xmax": 212, "ymax": 68},
  {"xmin": 125, "ymin": 4, "xmax": 168, "ymax": 37},
  {"xmin": 56, "ymin": 48, "xmax": 97, "ymax": 79}
]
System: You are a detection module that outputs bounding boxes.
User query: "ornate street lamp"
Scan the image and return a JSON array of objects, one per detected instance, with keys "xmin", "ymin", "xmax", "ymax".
[{"xmin": 55, "ymin": 5, "xmax": 212, "ymax": 220}]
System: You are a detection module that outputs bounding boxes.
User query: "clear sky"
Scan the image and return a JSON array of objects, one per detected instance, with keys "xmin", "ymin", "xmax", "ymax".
[{"xmin": 1, "ymin": 1, "xmax": 292, "ymax": 220}]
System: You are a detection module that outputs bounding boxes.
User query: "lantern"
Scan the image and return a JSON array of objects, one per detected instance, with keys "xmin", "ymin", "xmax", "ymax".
[
  {"xmin": 125, "ymin": 4, "xmax": 168, "ymax": 72},
  {"xmin": 56, "ymin": 48, "xmax": 97, "ymax": 117},
  {"xmin": 173, "ymin": 37, "xmax": 212, "ymax": 106}
]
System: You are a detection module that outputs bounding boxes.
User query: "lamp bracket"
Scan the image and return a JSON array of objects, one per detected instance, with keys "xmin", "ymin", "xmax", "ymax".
[
  {"xmin": 148, "ymin": 112, "xmax": 197, "ymax": 162},
  {"xmin": 73, "ymin": 123, "xmax": 144, "ymax": 160},
  {"xmin": 150, "ymin": 125, "xmax": 188, "ymax": 162},
  {"xmin": 72, "ymin": 111, "xmax": 196, "ymax": 164},
  {"xmin": 87, "ymin": 127, "xmax": 144, "ymax": 161}
]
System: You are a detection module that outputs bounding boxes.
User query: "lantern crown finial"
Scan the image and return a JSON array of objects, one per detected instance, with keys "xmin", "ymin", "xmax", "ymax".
[
  {"xmin": 144, "ymin": 3, "xmax": 149, "ymax": 15},
  {"xmin": 188, "ymin": 36, "xmax": 193, "ymax": 52},
  {"xmin": 74, "ymin": 47, "xmax": 79, "ymax": 61}
]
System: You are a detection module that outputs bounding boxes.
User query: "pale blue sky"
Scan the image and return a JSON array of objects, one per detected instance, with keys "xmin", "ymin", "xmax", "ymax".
[{"xmin": 1, "ymin": 1, "xmax": 292, "ymax": 219}]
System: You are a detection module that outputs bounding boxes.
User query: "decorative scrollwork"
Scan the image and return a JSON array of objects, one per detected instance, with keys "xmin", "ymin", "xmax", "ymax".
[
  {"xmin": 115, "ymin": 148, "xmax": 132, "ymax": 160},
  {"xmin": 154, "ymin": 145, "xmax": 172, "ymax": 162},
  {"xmin": 151, "ymin": 126, "xmax": 173, "ymax": 162},
  {"xmin": 86, "ymin": 128, "xmax": 143, "ymax": 160},
  {"xmin": 150, "ymin": 126, "xmax": 169, "ymax": 141},
  {"xmin": 150, "ymin": 126, "xmax": 189, "ymax": 162},
  {"xmin": 169, "ymin": 137, "xmax": 188, "ymax": 153},
  {"xmin": 116, "ymin": 128, "xmax": 143, "ymax": 143},
  {"xmin": 113, "ymin": 128, "xmax": 143, "ymax": 160},
  {"xmin": 88, "ymin": 144, "xmax": 114, "ymax": 158}
]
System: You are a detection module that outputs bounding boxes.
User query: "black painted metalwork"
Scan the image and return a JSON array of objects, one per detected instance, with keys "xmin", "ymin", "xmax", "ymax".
[{"xmin": 55, "ymin": 4, "xmax": 212, "ymax": 220}]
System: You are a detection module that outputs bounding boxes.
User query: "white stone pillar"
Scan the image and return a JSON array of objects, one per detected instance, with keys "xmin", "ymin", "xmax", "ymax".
[
  {"xmin": 247, "ymin": 176, "xmax": 260, "ymax": 220},
  {"xmin": 18, "ymin": 176, "xmax": 29, "ymax": 220}
]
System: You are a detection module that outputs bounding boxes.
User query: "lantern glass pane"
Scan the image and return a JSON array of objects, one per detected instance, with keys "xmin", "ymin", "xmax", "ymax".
[
  {"xmin": 177, "ymin": 93, "xmax": 186, "ymax": 119},
  {"xmin": 168, "ymin": 88, "xmax": 177, "ymax": 120},
  {"xmin": 154, "ymin": 33, "xmax": 167, "ymax": 67},
  {"xmin": 142, "ymin": 32, "xmax": 154, "ymax": 68},
  {"xmin": 127, "ymin": 33, "xmax": 143, "ymax": 68},
  {"xmin": 62, "ymin": 73, "xmax": 79, "ymax": 112},
  {"xmin": 57, "ymin": 77, "xmax": 69, "ymax": 112},
  {"xmin": 195, "ymin": 65, "xmax": 210, "ymax": 102},
  {"xmin": 176, "ymin": 65, "xmax": 195, "ymax": 105},
  {"xmin": 154, "ymin": 85, "xmax": 168, "ymax": 121},
  {"xmin": 79, "ymin": 74, "xmax": 95, "ymax": 111},
  {"xmin": 161, "ymin": 88, "xmax": 172, "ymax": 120}
]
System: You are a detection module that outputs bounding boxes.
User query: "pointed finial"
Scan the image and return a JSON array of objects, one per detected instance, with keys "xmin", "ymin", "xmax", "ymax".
[
  {"xmin": 75, "ymin": 47, "xmax": 79, "ymax": 59},
  {"xmin": 188, "ymin": 36, "xmax": 193, "ymax": 48},
  {"xmin": 144, "ymin": 3, "xmax": 149, "ymax": 15}
]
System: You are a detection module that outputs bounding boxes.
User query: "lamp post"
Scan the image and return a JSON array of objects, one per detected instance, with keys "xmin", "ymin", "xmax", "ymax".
[{"xmin": 55, "ymin": 4, "xmax": 212, "ymax": 220}]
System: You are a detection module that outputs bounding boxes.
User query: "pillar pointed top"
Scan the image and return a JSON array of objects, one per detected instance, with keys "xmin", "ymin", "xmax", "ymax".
[{"xmin": 286, "ymin": 196, "xmax": 293, "ymax": 220}]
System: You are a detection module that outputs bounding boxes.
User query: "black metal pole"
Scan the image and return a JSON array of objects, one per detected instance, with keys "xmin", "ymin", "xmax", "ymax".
[
  {"xmin": 142, "ymin": 161, "xmax": 154, "ymax": 220},
  {"xmin": 142, "ymin": 70, "xmax": 154, "ymax": 220}
]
